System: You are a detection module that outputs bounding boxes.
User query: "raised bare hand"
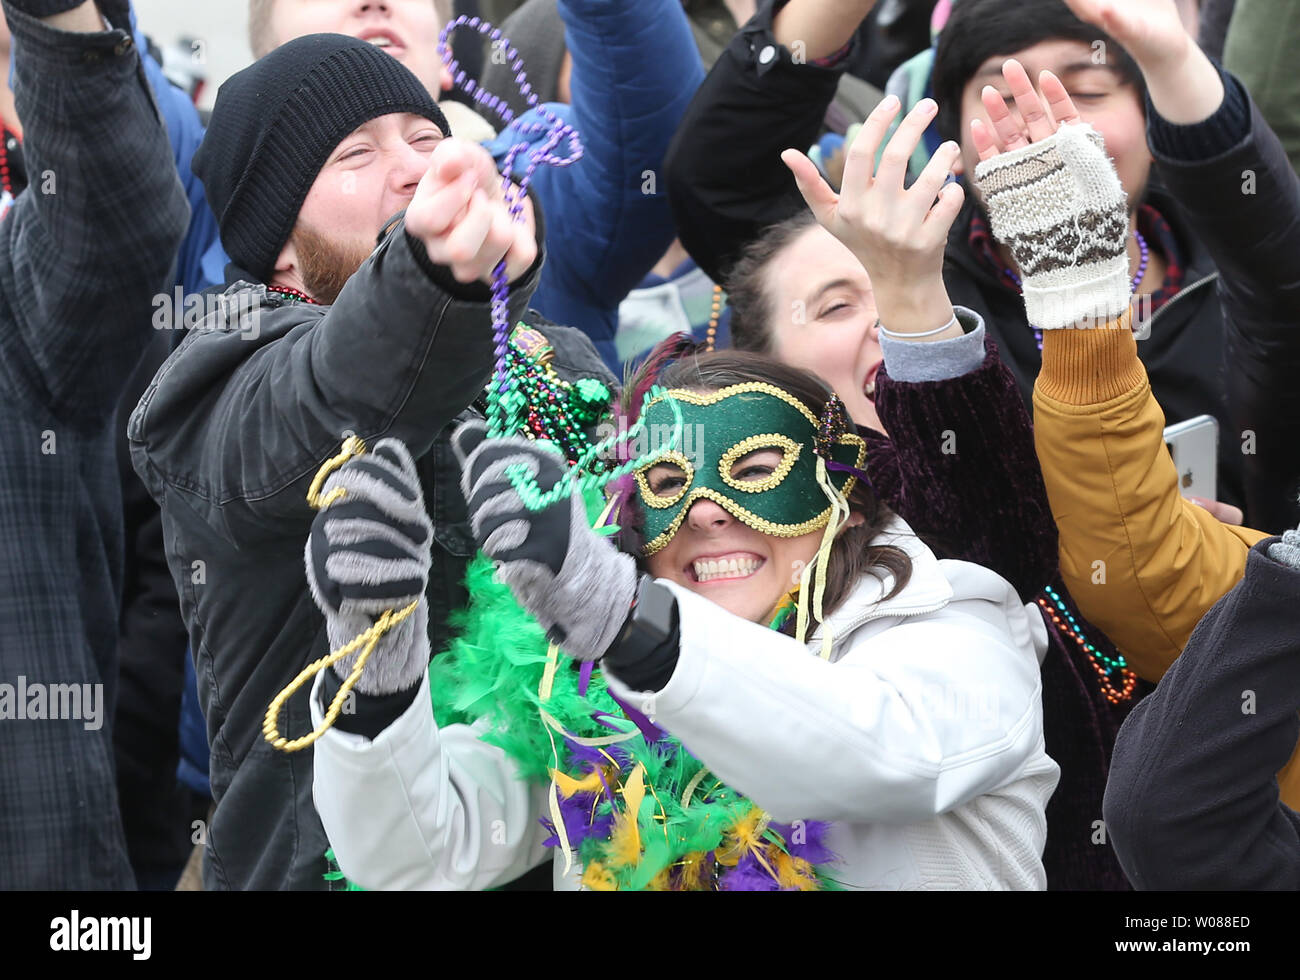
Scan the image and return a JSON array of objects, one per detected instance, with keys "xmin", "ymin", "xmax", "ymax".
[
  {"xmin": 782, "ymin": 95, "xmax": 963, "ymax": 335},
  {"xmin": 970, "ymin": 60, "xmax": 1082, "ymax": 162},
  {"xmin": 405, "ymin": 138, "xmax": 538, "ymax": 285}
]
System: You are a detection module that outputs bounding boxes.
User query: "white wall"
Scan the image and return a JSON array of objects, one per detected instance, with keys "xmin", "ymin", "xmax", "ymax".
[{"xmin": 132, "ymin": 0, "xmax": 252, "ymax": 110}]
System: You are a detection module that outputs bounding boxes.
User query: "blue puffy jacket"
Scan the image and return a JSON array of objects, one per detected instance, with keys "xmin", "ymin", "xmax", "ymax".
[{"xmin": 508, "ymin": 0, "xmax": 705, "ymax": 369}]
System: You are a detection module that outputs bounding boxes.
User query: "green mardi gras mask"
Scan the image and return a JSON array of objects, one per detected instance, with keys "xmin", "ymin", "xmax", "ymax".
[{"xmin": 633, "ymin": 383, "xmax": 868, "ymax": 556}]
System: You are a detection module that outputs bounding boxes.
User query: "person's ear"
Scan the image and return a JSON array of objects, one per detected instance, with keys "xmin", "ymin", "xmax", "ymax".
[
  {"xmin": 845, "ymin": 510, "xmax": 866, "ymax": 529},
  {"xmin": 273, "ymin": 236, "xmax": 298, "ymax": 280}
]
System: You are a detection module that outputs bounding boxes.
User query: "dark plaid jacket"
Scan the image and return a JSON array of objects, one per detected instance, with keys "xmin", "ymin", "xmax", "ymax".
[{"xmin": 0, "ymin": 3, "xmax": 189, "ymax": 888}]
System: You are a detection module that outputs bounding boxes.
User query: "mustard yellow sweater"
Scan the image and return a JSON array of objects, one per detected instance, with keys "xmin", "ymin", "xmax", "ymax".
[{"xmin": 1033, "ymin": 323, "xmax": 1300, "ymax": 806}]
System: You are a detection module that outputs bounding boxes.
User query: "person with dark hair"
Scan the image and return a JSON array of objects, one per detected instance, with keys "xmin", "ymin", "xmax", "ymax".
[
  {"xmin": 989, "ymin": 2, "xmax": 1300, "ymax": 809},
  {"xmin": 127, "ymin": 33, "xmax": 585, "ymax": 891},
  {"xmin": 665, "ymin": 0, "xmax": 1250, "ymax": 520},
  {"xmin": 964, "ymin": 36, "xmax": 1300, "ymax": 887},
  {"xmin": 0, "ymin": 0, "xmax": 189, "ymax": 888},
  {"xmin": 304, "ymin": 348, "xmax": 1058, "ymax": 889},
  {"xmin": 713, "ymin": 97, "xmax": 1137, "ymax": 889}
]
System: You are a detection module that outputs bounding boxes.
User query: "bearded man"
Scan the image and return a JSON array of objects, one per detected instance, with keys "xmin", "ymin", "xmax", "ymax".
[{"xmin": 129, "ymin": 32, "xmax": 612, "ymax": 890}]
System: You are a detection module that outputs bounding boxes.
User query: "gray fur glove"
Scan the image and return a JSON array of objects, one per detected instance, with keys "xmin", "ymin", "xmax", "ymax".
[
  {"xmin": 974, "ymin": 122, "xmax": 1132, "ymax": 331},
  {"xmin": 304, "ymin": 438, "xmax": 431, "ymax": 696},
  {"xmin": 452, "ymin": 419, "xmax": 637, "ymax": 662},
  {"xmin": 1269, "ymin": 528, "xmax": 1300, "ymax": 570}
]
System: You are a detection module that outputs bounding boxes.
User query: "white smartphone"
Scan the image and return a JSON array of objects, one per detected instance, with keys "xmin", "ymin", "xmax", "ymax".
[{"xmin": 1163, "ymin": 415, "xmax": 1219, "ymax": 503}]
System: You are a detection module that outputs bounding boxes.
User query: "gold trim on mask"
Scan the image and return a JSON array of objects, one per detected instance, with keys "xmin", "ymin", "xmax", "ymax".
[
  {"xmin": 640, "ymin": 487, "xmax": 838, "ymax": 556},
  {"xmin": 643, "ymin": 381, "xmax": 822, "ymax": 420},
  {"xmin": 718, "ymin": 434, "xmax": 802, "ymax": 494},
  {"xmin": 635, "ymin": 450, "xmax": 696, "ymax": 509},
  {"xmin": 635, "ymin": 381, "xmax": 871, "ymax": 556}
]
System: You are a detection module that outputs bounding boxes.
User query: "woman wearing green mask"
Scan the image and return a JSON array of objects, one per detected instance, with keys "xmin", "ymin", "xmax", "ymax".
[{"xmin": 302, "ymin": 343, "xmax": 1058, "ymax": 890}]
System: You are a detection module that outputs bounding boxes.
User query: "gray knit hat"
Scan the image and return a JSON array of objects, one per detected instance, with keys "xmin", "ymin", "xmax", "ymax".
[{"xmin": 478, "ymin": 0, "xmax": 567, "ymax": 119}]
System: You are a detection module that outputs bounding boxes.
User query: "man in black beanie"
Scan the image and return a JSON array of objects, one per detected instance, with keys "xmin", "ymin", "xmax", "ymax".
[{"xmin": 127, "ymin": 32, "xmax": 562, "ymax": 890}]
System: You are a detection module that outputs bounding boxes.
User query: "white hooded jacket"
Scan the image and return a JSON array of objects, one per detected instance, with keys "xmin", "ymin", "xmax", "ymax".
[{"xmin": 310, "ymin": 516, "xmax": 1059, "ymax": 890}]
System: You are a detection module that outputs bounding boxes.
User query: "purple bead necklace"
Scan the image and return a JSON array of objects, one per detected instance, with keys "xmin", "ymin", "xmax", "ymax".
[
  {"xmin": 436, "ymin": 16, "xmax": 584, "ymax": 436},
  {"xmin": 1003, "ymin": 229, "xmax": 1149, "ymax": 351}
]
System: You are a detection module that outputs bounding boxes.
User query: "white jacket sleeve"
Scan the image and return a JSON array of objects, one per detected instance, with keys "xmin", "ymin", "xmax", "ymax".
[
  {"xmin": 310, "ymin": 671, "xmax": 552, "ymax": 890},
  {"xmin": 604, "ymin": 572, "xmax": 1046, "ymax": 826}
]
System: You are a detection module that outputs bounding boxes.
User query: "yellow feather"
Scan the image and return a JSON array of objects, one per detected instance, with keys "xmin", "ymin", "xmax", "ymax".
[
  {"xmin": 606, "ymin": 812, "xmax": 643, "ymax": 869},
  {"xmin": 716, "ymin": 808, "xmax": 763, "ymax": 867},
  {"xmin": 676, "ymin": 852, "xmax": 710, "ymax": 891},
  {"xmin": 773, "ymin": 848, "xmax": 819, "ymax": 891},
  {"xmin": 581, "ymin": 861, "xmax": 618, "ymax": 891},
  {"xmin": 549, "ymin": 766, "xmax": 605, "ymax": 798}
]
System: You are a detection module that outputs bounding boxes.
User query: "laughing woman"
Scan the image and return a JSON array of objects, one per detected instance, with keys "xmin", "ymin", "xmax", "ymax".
[{"xmin": 304, "ymin": 343, "xmax": 1059, "ymax": 889}]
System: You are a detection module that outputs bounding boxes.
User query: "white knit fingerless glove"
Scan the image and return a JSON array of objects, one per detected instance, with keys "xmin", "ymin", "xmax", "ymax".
[{"xmin": 974, "ymin": 123, "xmax": 1132, "ymax": 331}]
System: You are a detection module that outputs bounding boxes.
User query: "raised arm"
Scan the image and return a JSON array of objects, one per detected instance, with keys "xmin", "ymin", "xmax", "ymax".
[
  {"xmin": 664, "ymin": 0, "xmax": 876, "ymax": 284},
  {"xmin": 782, "ymin": 88, "xmax": 1057, "ymax": 600},
  {"xmin": 523, "ymin": 0, "xmax": 704, "ymax": 362},
  {"xmin": 874, "ymin": 328, "xmax": 1059, "ymax": 602},
  {"xmin": 969, "ymin": 55, "xmax": 1267, "ymax": 678},
  {"xmin": 1065, "ymin": 0, "xmax": 1300, "ymax": 532},
  {"xmin": 0, "ymin": 0, "xmax": 188, "ymax": 426},
  {"xmin": 303, "ymin": 441, "xmax": 552, "ymax": 890},
  {"xmin": 1034, "ymin": 328, "xmax": 1265, "ymax": 677}
]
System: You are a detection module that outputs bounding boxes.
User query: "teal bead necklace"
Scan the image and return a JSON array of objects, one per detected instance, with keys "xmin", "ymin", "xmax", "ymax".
[
  {"xmin": 1037, "ymin": 584, "xmax": 1137, "ymax": 703},
  {"xmin": 485, "ymin": 328, "xmax": 684, "ymax": 514}
]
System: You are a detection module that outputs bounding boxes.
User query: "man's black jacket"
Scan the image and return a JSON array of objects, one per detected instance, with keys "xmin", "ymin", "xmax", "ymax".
[{"xmin": 130, "ymin": 216, "xmax": 612, "ymax": 890}]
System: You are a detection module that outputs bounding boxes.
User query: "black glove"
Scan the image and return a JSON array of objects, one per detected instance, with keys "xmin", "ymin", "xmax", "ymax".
[
  {"xmin": 304, "ymin": 439, "xmax": 432, "ymax": 696},
  {"xmin": 453, "ymin": 419, "xmax": 637, "ymax": 661}
]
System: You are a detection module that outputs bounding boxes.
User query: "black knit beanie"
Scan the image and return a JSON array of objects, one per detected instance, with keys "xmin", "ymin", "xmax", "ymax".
[{"xmin": 193, "ymin": 33, "xmax": 450, "ymax": 283}]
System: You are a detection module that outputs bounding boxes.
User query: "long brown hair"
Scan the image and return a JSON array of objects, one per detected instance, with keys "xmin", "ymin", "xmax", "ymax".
[{"xmin": 618, "ymin": 345, "xmax": 911, "ymax": 628}]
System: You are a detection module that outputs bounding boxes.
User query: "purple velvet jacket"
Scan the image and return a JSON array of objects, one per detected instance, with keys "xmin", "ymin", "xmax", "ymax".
[{"xmin": 865, "ymin": 335, "xmax": 1141, "ymax": 891}]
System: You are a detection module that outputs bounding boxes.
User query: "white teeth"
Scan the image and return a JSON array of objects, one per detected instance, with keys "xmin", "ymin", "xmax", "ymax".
[
  {"xmin": 368, "ymin": 36, "xmax": 391, "ymax": 47},
  {"xmin": 864, "ymin": 379, "xmax": 876, "ymax": 398},
  {"xmin": 692, "ymin": 557, "xmax": 761, "ymax": 582}
]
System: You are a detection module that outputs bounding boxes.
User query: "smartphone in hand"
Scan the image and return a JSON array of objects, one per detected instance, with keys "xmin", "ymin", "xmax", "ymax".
[{"xmin": 1163, "ymin": 415, "xmax": 1218, "ymax": 503}]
